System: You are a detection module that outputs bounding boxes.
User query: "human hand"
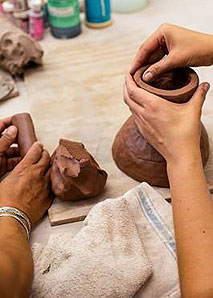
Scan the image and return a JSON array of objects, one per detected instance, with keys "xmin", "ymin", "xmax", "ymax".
[
  {"xmin": 0, "ymin": 142, "xmax": 52, "ymax": 225},
  {"xmin": 130, "ymin": 24, "xmax": 213, "ymax": 82},
  {"xmin": 0, "ymin": 117, "xmax": 21, "ymax": 177},
  {"xmin": 124, "ymin": 74, "xmax": 210, "ymax": 164}
]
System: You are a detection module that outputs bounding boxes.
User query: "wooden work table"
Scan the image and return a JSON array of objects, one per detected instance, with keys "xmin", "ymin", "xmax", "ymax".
[{"xmin": 0, "ymin": 0, "xmax": 213, "ymax": 244}]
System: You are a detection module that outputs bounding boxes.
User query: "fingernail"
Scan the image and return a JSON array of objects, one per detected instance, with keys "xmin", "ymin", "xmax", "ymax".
[
  {"xmin": 6, "ymin": 126, "xmax": 17, "ymax": 137},
  {"xmin": 143, "ymin": 71, "xmax": 153, "ymax": 82},
  {"xmin": 203, "ymin": 83, "xmax": 210, "ymax": 92}
]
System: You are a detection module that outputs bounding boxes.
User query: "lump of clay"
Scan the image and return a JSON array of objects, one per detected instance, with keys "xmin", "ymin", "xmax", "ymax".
[
  {"xmin": 51, "ymin": 139, "xmax": 108, "ymax": 201},
  {"xmin": 112, "ymin": 66, "xmax": 210, "ymax": 188},
  {"xmin": 12, "ymin": 113, "xmax": 37, "ymax": 157},
  {"xmin": 0, "ymin": 32, "xmax": 43, "ymax": 75}
]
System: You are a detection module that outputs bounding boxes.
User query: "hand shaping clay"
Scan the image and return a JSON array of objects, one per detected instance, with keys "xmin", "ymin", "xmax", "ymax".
[
  {"xmin": 12, "ymin": 113, "xmax": 37, "ymax": 157},
  {"xmin": 0, "ymin": 17, "xmax": 43, "ymax": 75},
  {"xmin": 51, "ymin": 139, "xmax": 108, "ymax": 201},
  {"xmin": 112, "ymin": 66, "xmax": 210, "ymax": 187}
]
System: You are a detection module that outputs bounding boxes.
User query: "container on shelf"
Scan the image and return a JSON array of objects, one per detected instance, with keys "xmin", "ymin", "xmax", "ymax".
[
  {"xmin": 85, "ymin": 0, "xmax": 112, "ymax": 28},
  {"xmin": 48, "ymin": 0, "xmax": 81, "ymax": 39},
  {"xmin": 111, "ymin": 0, "xmax": 147, "ymax": 13},
  {"xmin": 13, "ymin": 10, "xmax": 29, "ymax": 33},
  {"xmin": 29, "ymin": 0, "xmax": 44, "ymax": 40}
]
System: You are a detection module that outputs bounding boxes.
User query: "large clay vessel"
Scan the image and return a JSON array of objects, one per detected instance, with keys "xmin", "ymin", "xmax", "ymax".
[{"xmin": 112, "ymin": 66, "xmax": 210, "ymax": 187}]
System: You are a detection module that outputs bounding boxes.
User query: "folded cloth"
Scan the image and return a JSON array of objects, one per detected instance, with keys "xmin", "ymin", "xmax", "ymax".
[
  {"xmin": 31, "ymin": 196, "xmax": 152, "ymax": 298},
  {"xmin": 31, "ymin": 182, "xmax": 180, "ymax": 298},
  {"xmin": 126, "ymin": 183, "xmax": 180, "ymax": 298}
]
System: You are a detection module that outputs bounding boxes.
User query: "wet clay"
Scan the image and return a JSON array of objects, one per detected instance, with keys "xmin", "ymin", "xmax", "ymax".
[
  {"xmin": 51, "ymin": 139, "xmax": 108, "ymax": 201},
  {"xmin": 134, "ymin": 65, "xmax": 199, "ymax": 103},
  {"xmin": 0, "ymin": 17, "xmax": 43, "ymax": 74},
  {"xmin": 112, "ymin": 66, "xmax": 210, "ymax": 187},
  {"xmin": 12, "ymin": 113, "xmax": 37, "ymax": 157}
]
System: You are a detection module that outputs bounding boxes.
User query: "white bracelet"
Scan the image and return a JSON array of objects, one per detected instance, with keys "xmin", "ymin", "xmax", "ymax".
[{"xmin": 0, "ymin": 207, "xmax": 31, "ymax": 241}]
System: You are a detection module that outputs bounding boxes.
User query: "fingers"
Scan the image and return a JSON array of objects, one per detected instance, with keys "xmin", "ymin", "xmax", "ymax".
[
  {"xmin": 6, "ymin": 157, "xmax": 22, "ymax": 172},
  {"xmin": 37, "ymin": 149, "xmax": 51, "ymax": 174},
  {"xmin": 0, "ymin": 117, "xmax": 12, "ymax": 133},
  {"xmin": 130, "ymin": 30, "xmax": 162, "ymax": 74},
  {"xmin": 124, "ymin": 85, "xmax": 144, "ymax": 117},
  {"xmin": 0, "ymin": 126, "xmax": 18, "ymax": 156},
  {"xmin": 22, "ymin": 141, "xmax": 43, "ymax": 164},
  {"xmin": 142, "ymin": 54, "xmax": 175, "ymax": 82},
  {"xmin": 189, "ymin": 82, "xmax": 210, "ymax": 110},
  {"xmin": 125, "ymin": 74, "xmax": 158, "ymax": 107}
]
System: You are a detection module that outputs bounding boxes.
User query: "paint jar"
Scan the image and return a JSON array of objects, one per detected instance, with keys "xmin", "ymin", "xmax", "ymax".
[
  {"xmin": 85, "ymin": 0, "xmax": 112, "ymax": 28},
  {"xmin": 13, "ymin": 10, "xmax": 29, "ymax": 33},
  {"xmin": 48, "ymin": 0, "xmax": 81, "ymax": 39},
  {"xmin": 29, "ymin": 0, "xmax": 44, "ymax": 40},
  {"xmin": 0, "ymin": 1, "xmax": 3, "ymax": 12},
  {"xmin": 111, "ymin": 0, "xmax": 147, "ymax": 13}
]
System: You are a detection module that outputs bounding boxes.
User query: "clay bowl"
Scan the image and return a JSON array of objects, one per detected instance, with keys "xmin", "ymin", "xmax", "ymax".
[
  {"xmin": 112, "ymin": 66, "xmax": 209, "ymax": 188},
  {"xmin": 134, "ymin": 65, "xmax": 199, "ymax": 103}
]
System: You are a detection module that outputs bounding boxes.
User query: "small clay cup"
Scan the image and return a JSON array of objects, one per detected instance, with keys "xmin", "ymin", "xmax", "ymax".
[
  {"xmin": 134, "ymin": 65, "xmax": 199, "ymax": 103},
  {"xmin": 112, "ymin": 66, "xmax": 210, "ymax": 188}
]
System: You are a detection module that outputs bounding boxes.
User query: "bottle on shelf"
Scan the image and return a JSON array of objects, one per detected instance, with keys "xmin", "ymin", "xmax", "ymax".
[
  {"xmin": 48, "ymin": 0, "xmax": 81, "ymax": 39},
  {"xmin": 29, "ymin": 0, "xmax": 44, "ymax": 40}
]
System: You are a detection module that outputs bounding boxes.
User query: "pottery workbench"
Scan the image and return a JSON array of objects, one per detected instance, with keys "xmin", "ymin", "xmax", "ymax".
[{"xmin": 1, "ymin": 0, "xmax": 213, "ymax": 244}]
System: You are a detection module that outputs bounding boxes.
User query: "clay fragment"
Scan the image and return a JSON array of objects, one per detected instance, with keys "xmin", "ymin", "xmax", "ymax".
[
  {"xmin": 112, "ymin": 66, "xmax": 210, "ymax": 187},
  {"xmin": 51, "ymin": 139, "xmax": 108, "ymax": 201},
  {"xmin": 0, "ymin": 69, "xmax": 19, "ymax": 102},
  {"xmin": 12, "ymin": 113, "xmax": 37, "ymax": 157},
  {"xmin": 0, "ymin": 17, "xmax": 43, "ymax": 74}
]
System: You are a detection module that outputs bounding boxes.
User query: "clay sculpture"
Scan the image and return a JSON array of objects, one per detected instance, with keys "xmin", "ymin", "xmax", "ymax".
[
  {"xmin": 0, "ymin": 16, "xmax": 43, "ymax": 75},
  {"xmin": 112, "ymin": 66, "xmax": 210, "ymax": 187},
  {"xmin": 12, "ymin": 113, "xmax": 37, "ymax": 157},
  {"xmin": 0, "ymin": 31, "xmax": 43, "ymax": 75},
  {"xmin": 51, "ymin": 139, "xmax": 108, "ymax": 201}
]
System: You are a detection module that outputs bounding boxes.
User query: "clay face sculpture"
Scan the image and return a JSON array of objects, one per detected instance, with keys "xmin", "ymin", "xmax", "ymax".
[
  {"xmin": 51, "ymin": 139, "xmax": 108, "ymax": 201},
  {"xmin": 0, "ymin": 32, "xmax": 43, "ymax": 75},
  {"xmin": 12, "ymin": 113, "xmax": 37, "ymax": 157},
  {"xmin": 112, "ymin": 66, "xmax": 210, "ymax": 187}
]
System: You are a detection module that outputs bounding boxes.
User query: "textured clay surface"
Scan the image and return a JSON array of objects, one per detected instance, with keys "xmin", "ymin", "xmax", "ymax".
[
  {"xmin": 51, "ymin": 139, "xmax": 108, "ymax": 201},
  {"xmin": 112, "ymin": 66, "xmax": 210, "ymax": 187},
  {"xmin": 0, "ymin": 31, "xmax": 43, "ymax": 75}
]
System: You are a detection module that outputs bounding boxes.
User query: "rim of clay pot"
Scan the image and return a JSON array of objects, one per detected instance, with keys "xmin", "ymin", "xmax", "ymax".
[{"xmin": 133, "ymin": 65, "xmax": 199, "ymax": 100}]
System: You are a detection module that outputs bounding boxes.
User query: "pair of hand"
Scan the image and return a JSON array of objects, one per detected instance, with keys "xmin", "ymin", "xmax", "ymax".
[
  {"xmin": 0, "ymin": 117, "xmax": 51, "ymax": 225},
  {"xmin": 125, "ymin": 24, "xmax": 213, "ymax": 164}
]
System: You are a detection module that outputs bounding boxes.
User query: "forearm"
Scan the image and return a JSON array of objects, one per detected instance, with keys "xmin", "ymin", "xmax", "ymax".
[
  {"xmin": 0, "ymin": 217, "xmax": 33, "ymax": 298},
  {"xmin": 167, "ymin": 148, "xmax": 213, "ymax": 298}
]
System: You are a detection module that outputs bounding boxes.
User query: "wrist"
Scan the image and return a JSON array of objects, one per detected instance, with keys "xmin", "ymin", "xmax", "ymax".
[
  {"xmin": 166, "ymin": 146, "xmax": 202, "ymax": 171},
  {"xmin": 0, "ymin": 217, "xmax": 27, "ymax": 239}
]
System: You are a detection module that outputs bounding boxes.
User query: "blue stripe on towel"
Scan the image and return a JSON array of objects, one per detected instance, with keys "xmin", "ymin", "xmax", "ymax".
[{"xmin": 136, "ymin": 188, "xmax": 177, "ymax": 261}]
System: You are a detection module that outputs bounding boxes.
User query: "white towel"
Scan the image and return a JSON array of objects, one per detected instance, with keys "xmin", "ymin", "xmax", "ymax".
[
  {"xmin": 31, "ymin": 196, "xmax": 152, "ymax": 298},
  {"xmin": 31, "ymin": 183, "xmax": 180, "ymax": 298}
]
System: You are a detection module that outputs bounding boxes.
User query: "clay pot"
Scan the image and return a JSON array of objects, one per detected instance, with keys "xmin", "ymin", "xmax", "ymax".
[{"xmin": 112, "ymin": 66, "xmax": 210, "ymax": 187}]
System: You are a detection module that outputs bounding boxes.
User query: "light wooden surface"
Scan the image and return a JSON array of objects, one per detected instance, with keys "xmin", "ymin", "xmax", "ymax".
[
  {"xmin": 1, "ymin": 0, "xmax": 213, "ymax": 237},
  {"xmin": 24, "ymin": 21, "xmax": 144, "ymax": 226},
  {"xmin": 23, "ymin": 9, "xmax": 213, "ymax": 226}
]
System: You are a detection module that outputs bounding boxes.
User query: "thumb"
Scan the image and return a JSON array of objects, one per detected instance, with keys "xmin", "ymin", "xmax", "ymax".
[
  {"xmin": 142, "ymin": 55, "xmax": 174, "ymax": 82},
  {"xmin": 0, "ymin": 125, "xmax": 17, "ymax": 155},
  {"xmin": 189, "ymin": 83, "xmax": 210, "ymax": 110}
]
